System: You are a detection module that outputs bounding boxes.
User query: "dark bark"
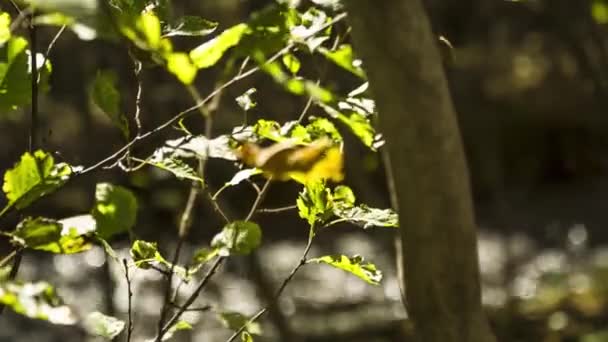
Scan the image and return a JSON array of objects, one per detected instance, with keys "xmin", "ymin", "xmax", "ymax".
[{"xmin": 345, "ymin": 1, "xmax": 496, "ymax": 341}]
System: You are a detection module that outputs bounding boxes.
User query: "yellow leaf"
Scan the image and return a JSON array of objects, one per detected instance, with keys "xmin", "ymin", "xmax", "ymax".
[{"xmin": 237, "ymin": 138, "xmax": 343, "ymax": 183}]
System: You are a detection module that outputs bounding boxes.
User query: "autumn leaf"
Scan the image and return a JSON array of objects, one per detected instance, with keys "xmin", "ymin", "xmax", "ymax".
[{"xmin": 237, "ymin": 138, "xmax": 343, "ymax": 183}]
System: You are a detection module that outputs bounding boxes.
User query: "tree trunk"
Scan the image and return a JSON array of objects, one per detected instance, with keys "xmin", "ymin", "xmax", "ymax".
[{"xmin": 345, "ymin": 1, "xmax": 497, "ymax": 341}]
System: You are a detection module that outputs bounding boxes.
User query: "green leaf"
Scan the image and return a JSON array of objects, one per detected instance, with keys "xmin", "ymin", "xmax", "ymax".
[
  {"xmin": 90, "ymin": 70, "xmax": 129, "ymax": 139},
  {"xmin": 236, "ymin": 88, "xmax": 257, "ymax": 111},
  {"xmin": 130, "ymin": 240, "xmax": 162, "ymax": 269},
  {"xmin": 219, "ymin": 311, "xmax": 262, "ymax": 335},
  {"xmin": 137, "ymin": 11, "xmax": 161, "ymax": 49},
  {"xmin": 83, "ymin": 311, "xmax": 125, "ymax": 339},
  {"xmin": 119, "ymin": 10, "xmax": 171, "ymax": 54},
  {"xmin": 335, "ymin": 205, "xmax": 398, "ymax": 228},
  {"xmin": 11, "ymin": 217, "xmax": 92, "ymax": 254},
  {"xmin": 165, "ymin": 52, "xmax": 197, "ymax": 85},
  {"xmin": 332, "ymin": 185, "xmax": 355, "ymax": 207},
  {"xmin": 192, "ymin": 247, "xmax": 219, "ymax": 264},
  {"xmin": 296, "ymin": 181, "xmax": 332, "ymax": 226},
  {"xmin": 162, "ymin": 135, "xmax": 237, "ymax": 161},
  {"xmin": 164, "ymin": 16, "xmax": 218, "ymax": 37},
  {"xmin": 251, "ymin": 119, "xmax": 286, "ymax": 142},
  {"xmin": 319, "ymin": 44, "xmax": 366, "ymax": 78},
  {"xmin": 0, "ymin": 37, "xmax": 53, "ymax": 111},
  {"xmin": 308, "ymin": 254, "xmax": 382, "ymax": 285},
  {"xmin": 234, "ymin": 4, "xmax": 298, "ymax": 58},
  {"xmin": 0, "ymin": 281, "xmax": 76, "ymax": 324},
  {"xmin": 148, "ymin": 151, "xmax": 202, "ymax": 183},
  {"xmin": 241, "ymin": 331, "xmax": 254, "ymax": 342},
  {"xmin": 305, "ymin": 117, "xmax": 342, "ymax": 143},
  {"xmin": 328, "ymin": 185, "xmax": 398, "ymax": 228},
  {"xmin": 27, "ymin": 0, "xmax": 97, "ymax": 18},
  {"xmin": 190, "ymin": 23, "xmax": 249, "ymax": 69},
  {"xmin": 91, "ymin": 183, "xmax": 137, "ymax": 239},
  {"xmin": 259, "ymin": 60, "xmax": 335, "ymax": 103},
  {"xmin": 593, "ymin": 1, "xmax": 608, "ymax": 24},
  {"xmin": 0, "ymin": 12, "xmax": 10, "ymax": 45},
  {"xmin": 319, "ymin": 102, "xmax": 382, "ymax": 151},
  {"xmin": 290, "ymin": 7, "xmax": 328, "ymax": 43},
  {"xmin": 163, "ymin": 320, "xmax": 192, "ymax": 341},
  {"xmin": 129, "ymin": 239, "xmax": 189, "ymax": 279},
  {"xmin": 282, "ymin": 53, "xmax": 301, "ymax": 74},
  {"xmin": 211, "ymin": 221, "xmax": 262, "ymax": 256},
  {"xmin": 2, "ymin": 150, "xmax": 72, "ymax": 211}
]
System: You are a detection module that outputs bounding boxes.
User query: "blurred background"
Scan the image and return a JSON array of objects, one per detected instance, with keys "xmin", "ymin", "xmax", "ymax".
[{"xmin": 3, "ymin": 0, "xmax": 608, "ymax": 341}]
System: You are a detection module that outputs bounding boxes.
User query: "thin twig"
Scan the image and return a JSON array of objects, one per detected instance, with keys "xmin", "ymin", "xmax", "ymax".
[
  {"xmin": 156, "ymin": 76, "xmax": 228, "ymax": 341},
  {"xmin": 205, "ymin": 190, "xmax": 231, "ymax": 224},
  {"xmin": 156, "ymin": 256, "xmax": 224, "ymax": 339},
  {"xmin": 225, "ymin": 225, "xmax": 316, "ymax": 342},
  {"xmin": 0, "ymin": 250, "xmax": 17, "ymax": 268},
  {"xmin": 245, "ymin": 180, "xmax": 271, "ymax": 222},
  {"xmin": 155, "ymin": 191, "xmax": 195, "ymax": 340},
  {"xmin": 169, "ymin": 302, "xmax": 211, "ymax": 312},
  {"xmin": 296, "ymin": 29, "xmax": 344, "ymax": 124},
  {"xmin": 132, "ymin": 58, "xmax": 144, "ymax": 135},
  {"xmin": 39, "ymin": 25, "xmax": 67, "ymax": 82},
  {"xmin": 29, "ymin": 11, "xmax": 38, "ymax": 152},
  {"xmin": 122, "ymin": 259, "xmax": 134, "ymax": 342},
  {"xmin": 256, "ymin": 205, "xmax": 297, "ymax": 214},
  {"xmin": 156, "ymin": 177, "xmax": 272, "ymax": 340}
]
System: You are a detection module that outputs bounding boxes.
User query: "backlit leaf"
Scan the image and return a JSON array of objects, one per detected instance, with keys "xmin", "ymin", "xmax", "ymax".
[
  {"xmin": 282, "ymin": 53, "xmax": 301, "ymax": 74},
  {"xmin": 130, "ymin": 240, "xmax": 162, "ymax": 269},
  {"xmin": 219, "ymin": 311, "xmax": 262, "ymax": 335},
  {"xmin": 11, "ymin": 217, "xmax": 91, "ymax": 254},
  {"xmin": 163, "ymin": 135, "xmax": 237, "ymax": 161},
  {"xmin": 165, "ymin": 52, "xmax": 197, "ymax": 84},
  {"xmin": 2, "ymin": 150, "xmax": 72, "ymax": 211},
  {"xmin": 163, "ymin": 320, "xmax": 192, "ymax": 341},
  {"xmin": 319, "ymin": 44, "xmax": 365, "ymax": 78},
  {"xmin": 319, "ymin": 102, "xmax": 382, "ymax": 151},
  {"xmin": 335, "ymin": 205, "xmax": 398, "ymax": 228},
  {"xmin": 83, "ymin": 311, "xmax": 125, "ymax": 339},
  {"xmin": 91, "ymin": 183, "xmax": 137, "ymax": 239},
  {"xmin": 147, "ymin": 152, "xmax": 202, "ymax": 183},
  {"xmin": 0, "ymin": 37, "xmax": 52, "ymax": 111},
  {"xmin": 164, "ymin": 16, "xmax": 218, "ymax": 37},
  {"xmin": 0, "ymin": 281, "xmax": 76, "ymax": 324},
  {"xmin": 308, "ymin": 254, "xmax": 382, "ymax": 285},
  {"xmin": 90, "ymin": 70, "xmax": 129, "ymax": 139},
  {"xmin": 0, "ymin": 12, "xmax": 10, "ymax": 45},
  {"xmin": 211, "ymin": 221, "xmax": 262, "ymax": 256},
  {"xmin": 241, "ymin": 331, "xmax": 254, "ymax": 342},
  {"xmin": 129, "ymin": 240, "xmax": 189, "ymax": 279},
  {"xmin": 190, "ymin": 23, "xmax": 249, "ymax": 69},
  {"xmin": 297, "ymin": 180, "xmax": 333, "ymax": 226}
]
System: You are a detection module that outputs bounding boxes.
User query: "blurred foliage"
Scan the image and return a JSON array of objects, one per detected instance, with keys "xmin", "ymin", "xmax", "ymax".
[{"xmin": 1, "ymin": 0, "xmax": 608, "ymax": 341}]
